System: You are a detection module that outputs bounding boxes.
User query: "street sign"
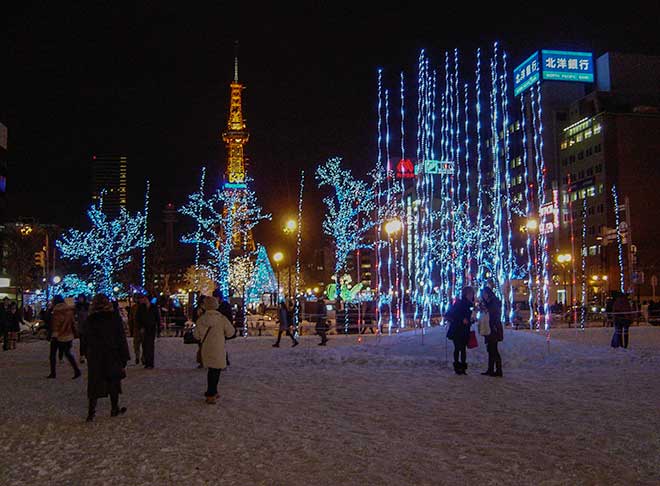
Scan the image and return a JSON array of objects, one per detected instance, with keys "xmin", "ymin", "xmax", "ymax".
[{"xmin": 416, "ymin": 160, "xmax": 454, "ymax": 175}]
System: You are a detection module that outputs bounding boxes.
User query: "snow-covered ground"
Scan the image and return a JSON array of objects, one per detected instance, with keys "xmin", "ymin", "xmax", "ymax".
[{"xmin": 1, "ymin": 324, "xmax": 659, "ymax": 485}]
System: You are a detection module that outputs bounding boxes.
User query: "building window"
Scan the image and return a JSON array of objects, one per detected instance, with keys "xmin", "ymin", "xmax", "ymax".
[
  {"xmin": 595, "ymin": 164, "xmax": 602, "ymax": 173},
  {"xmin": 578, "ymin": 151, "xmax": 584, "ymax": 160},
  {"xmin": 569, "ymin": 155, "xmax": 575, "ymax": 164},
  {"xmin": 594, "ymin": 144, "xmax": 602, "ymax": 153},
  {"xmin": 586, "ymin": 167, "xmax": 593, "ymax": 176},
  {"xmin": 588, "ymin": 206, "xmax": 595, "ymax": 215},
  {"xmin": 579, "ymin": 170, "xmax": 585, "ymax": 179},
  {"xmin": 560, "ymin": 141, "xmax": 568, "ymax": 150},
  {"xmin": 593, "ymin": 123, "xmax": 602, "ymax": 134},
  {"xmin": 576, "ymin": 132, "xmax": 583, "ymax": 143},
  {"xmin": 598, "ymin": 183, "xmax": 604, "ymax": 194},
  {"xmin": 588, "ymin": 245, "xmax": 598, "ymax": 256},
  {"xmin": 587, "ymin": 186, "xmax": 596, "ymax": 197},
  {"xmin": 584, "ymin": 128, "xmax": 592, "ymax": 139},
  {"xmin": 586, "ymin": 147, "xmax": 593, "ymax": 157}
]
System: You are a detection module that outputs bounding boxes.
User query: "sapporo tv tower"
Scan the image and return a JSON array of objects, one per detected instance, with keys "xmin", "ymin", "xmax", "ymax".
[{"xmin": 222, "ymin": 42, "xmax": 255, "ymax": 252}]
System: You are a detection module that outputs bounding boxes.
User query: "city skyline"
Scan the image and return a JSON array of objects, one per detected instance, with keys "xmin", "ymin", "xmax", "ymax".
[{"xmin": 3, "ymin": 2, "xmax": 660, "ymax": 252}]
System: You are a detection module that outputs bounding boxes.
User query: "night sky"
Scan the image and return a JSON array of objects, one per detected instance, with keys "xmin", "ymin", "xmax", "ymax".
[{"xmin": 3, "ymin": 2, "xmax": 660, "ymax": 252}]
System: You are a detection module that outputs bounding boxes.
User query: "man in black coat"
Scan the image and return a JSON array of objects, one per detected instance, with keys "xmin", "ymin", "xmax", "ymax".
[{"xmin": 136, "ymin": 294, "xmax": 159, "ymax": 369}]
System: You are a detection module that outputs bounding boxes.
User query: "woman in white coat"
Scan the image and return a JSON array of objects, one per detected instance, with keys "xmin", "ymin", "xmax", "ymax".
[{"xmin": 193, "ymin": 296, "xmax": 236, "ymax": 404}]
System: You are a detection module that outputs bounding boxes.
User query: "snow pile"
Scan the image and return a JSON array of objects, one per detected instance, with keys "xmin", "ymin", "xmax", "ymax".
[{"xmin": 1, "ymin": 325, "xmax": 658, "ymax": 485}]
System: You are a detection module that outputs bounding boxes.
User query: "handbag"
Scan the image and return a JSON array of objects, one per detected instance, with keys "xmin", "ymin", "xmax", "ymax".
[
  {"xmin": 195, "ymin": 327, "xmax": 212, "ymax": 365},
  {"xmin": 467, "ymin": 330, "xmax": 478, "ymax": 349},
  {"xmin": 478, "ymin": 311, "xmax": 491, "ymax": 336},
  {"xmin": 183, "ymin": 329, "xmax": 199, "ymax": 344}
]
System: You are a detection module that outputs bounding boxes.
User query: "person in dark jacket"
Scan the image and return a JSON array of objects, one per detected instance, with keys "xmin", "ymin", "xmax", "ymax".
[
  {"xmin": 6, "ymin": 301, "xmax": 24, "ymax": 350},
  {"xmin": 480, "ymin": 287, "xmax": 504, "ymax": 377},
  {"xmin": 445, "ymin": 287, "xmax": 475, "ymax": 375},
  {"xmin": 136, "ymin": 294, "xmax": 159, "ymax": 369},
  {"xmin": 75, "ymin": 294, "xmax": 90, "ymax": 363},
  {"xmin": 85, "ymin": 293, "xmax": 130, "ymax": 421},
  {"xmin": 313, "ymin": 300, "xmax": 329, "ymax": 346},
  {"xmin": 273, "ymin": 301, "xmax": 299, "ymax": 347},
  {"xmin": 1, "ymin": 297, "xmax": 9, "ymax": 351},
  {"xmin": 612, "ymin": 291, "xmax": 633, "ymax": 348}
]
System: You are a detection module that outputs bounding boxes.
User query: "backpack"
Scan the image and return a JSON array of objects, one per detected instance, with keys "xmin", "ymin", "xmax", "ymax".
[{"xmin": 478, "ymin": 310, "xmax": 491, "ymax": 336}]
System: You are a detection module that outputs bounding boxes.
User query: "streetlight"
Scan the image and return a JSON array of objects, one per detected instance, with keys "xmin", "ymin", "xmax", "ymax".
[
  {"xmin": 52, "ymin": 275, "xmax": 61, "ymax": 285},
  {"xmin": 282, "ymin": 218, "xmax": 297, "ymax": 300},
  {"xmin": 273, "ymin": 251, "xmax": 284, "ymax": 303},
  {"xmin": 385, "ymin": 219, "xmax": 403, "ymax": 236},
  {"xmin": 525, "ymin": 218, "xmax": 539, "ymax": 232},
  {"xmin": 556, "ymin": 253, "xmax": 572, "ymax": 309},
  {"xmin": 283, "ymin": 219, "xmax": 297, "ymax": 234}
]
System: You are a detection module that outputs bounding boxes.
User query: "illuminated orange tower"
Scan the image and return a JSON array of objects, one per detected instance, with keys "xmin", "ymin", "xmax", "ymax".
[
  {"xmin": 222, "ymin": 45, "xmax": 255, "ymax": 251},
  {"xmin": 222, "ymin": 46, "xmax": 248, "ymax": 188}
]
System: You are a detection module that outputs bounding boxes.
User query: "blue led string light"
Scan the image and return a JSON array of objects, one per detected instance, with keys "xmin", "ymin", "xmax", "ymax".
[
  {"xmin": 141, "ymin": 179, "xmax": 150, "ymax": 289},
  {"xmin": 580, "ymin": 198, "xmax": 588, "ymax": 329},
  {"xmin": 293, "ymin": 170, "xmax": 304, "ymax": 334},
  {"xmin": 534, "ymin": 83, "xmax": 552, "ymax": 330},
  {"xmin": 475, "ymin": 48, "xmax": 485, "ymax": 285},
  {"xmin": 612, "ymin": 185, "xmax": 625, "ymax": 293},
  {"xmin": 500, "ymin": 51, "xmax": 515, "ymax": 323},
  {"xmin": 376, "ymin": 68, "xmax": 384, "ymax": 334},
  {"xmin": 520, "ymin": 93, "xmax": 535, "ymax": 329},
  {"xmin": 399, "ymin": 71, "xmax": 407, "ymax": 328},
  {"xmin": 385, "ymin": 88, "xmax": 394, "ymax": 334}
]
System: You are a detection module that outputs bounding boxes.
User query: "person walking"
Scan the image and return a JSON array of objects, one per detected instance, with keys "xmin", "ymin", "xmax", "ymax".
[
  {"xmin": 445, "ymin": 287, "xmax": 475, "ymax": 375},
  {"xmin": 85, "ymin": 293, "xmax": 130, "ymax": 421},
  {"xmin": 273, "ymin": 301, "xmax": 299, "ymax": 347},
  {"xmin": 612, "ymin": 291, "xmax": 633, "ymax": 349},
  {"xmin": 480, "ymin": 287, "xmax": 504, "ymax": 377},
  {"xmin": 47, "ymin": 295, "xmax": 82, "ymax": 379},
  {"xmin": 193, "ymin": 296, "xmax": 237, "ymax": 404},
  {"xmin": 136, "ymin": 294, "xmax": 159, "ymax": 369},
  {"xmin": 6, "ymin": 302, "xmax": 24, "ymax": 350},
  {"xmin": 1, "ymin": 298, "xmax": 9, "ymax": 351},
  {"xmin": 314, "ymin": 300, "xmax": 329, "ymax": 346},
  {"xmin": 75, "ymin": 294, "xmax": 90, "ymax": 364},
  {"xmin": 127, "ymin": 294, "xmax": 142, "ymax": 365}
]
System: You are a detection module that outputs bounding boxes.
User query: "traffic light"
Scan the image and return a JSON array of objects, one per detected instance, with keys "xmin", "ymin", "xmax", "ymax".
[{"xmin": 34, "ymin": 250, "xmax": 45, "ymax": 269}]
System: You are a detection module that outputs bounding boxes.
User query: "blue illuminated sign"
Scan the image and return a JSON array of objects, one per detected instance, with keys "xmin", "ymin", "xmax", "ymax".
[
  {"xmin": 541, "ymin": 50, "xmax": 594, "ymax": 83},
  {"xmin": 513, "ymin": 51, "xmax": 540, "ymax": 96},
  {"xmin": 224, "ymin": 182, "xmax": 247, "ymax": 190},
  {"xmin": 514, "ymin": 49, "xmax": 594, "ymax": 96}
]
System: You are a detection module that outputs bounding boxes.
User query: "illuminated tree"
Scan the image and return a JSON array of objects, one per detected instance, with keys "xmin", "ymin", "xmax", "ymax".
[
  {"xmin": 316, "ymin": 156, "xmax": 381, "ymax": 276},
  {"xmin": 179, "ymin": 178, "xmax": 270, "ymax": 299},
  {"xmin": 182, "ymin": 265, "xmax": 217, "ymax": 296},
  {"xmin": 56, "ymin": 205, "xmax": 153, "ymax": 297}
]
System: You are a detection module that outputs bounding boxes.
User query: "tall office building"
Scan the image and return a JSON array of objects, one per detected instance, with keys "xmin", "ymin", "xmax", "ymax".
[
  {"xmin": 556, "ymin": 53, "xmax": 660, "ymax": 302},
  {"xmin": 91, "ymin": 154, "xmax": 127, "ymax": 218}
]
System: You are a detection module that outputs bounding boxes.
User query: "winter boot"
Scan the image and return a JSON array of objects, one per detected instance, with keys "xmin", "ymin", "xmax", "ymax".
[
  {"xmin": 461, "ymin": 363, "xmax": 468, "ymax": 375},
  {"xmin": 111, "ymin": 406, "xmax": 127, "ymax": 417},
  {"xmin": 453, "ymin": 362, "xmax": 462, "ymax": 375}
]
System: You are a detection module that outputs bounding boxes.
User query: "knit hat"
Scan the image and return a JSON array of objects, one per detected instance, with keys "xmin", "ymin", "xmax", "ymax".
[{"xmin": 203, "ymin": 296, "xmax": 218, "ymax": 311}]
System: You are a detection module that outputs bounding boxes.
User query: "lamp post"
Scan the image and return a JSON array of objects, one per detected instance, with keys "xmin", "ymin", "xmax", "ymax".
[
  {"xmin": 283, "ymin": 218, "xmax": 297, "ymax": 301},
  {"xmin": 385, "ymin": 219, "xmax": 402, "ymax": 327},
  {"xmin": 556, "ymin": 253, "xmax": 572, "ymax": 310},
  {"xmin": 273, "ymin": 251, "xmax": 283, "ymax": 304}
]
